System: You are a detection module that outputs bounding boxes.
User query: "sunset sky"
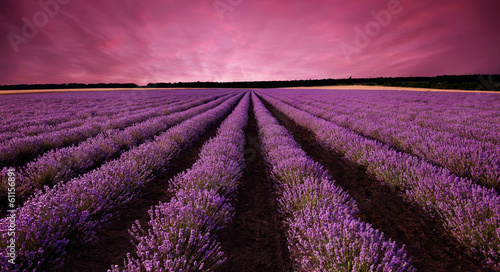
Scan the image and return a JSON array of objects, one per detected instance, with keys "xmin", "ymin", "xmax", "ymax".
[{"xmin": 1, "ymin": 0, "xmax": 499, "ymax": 85}]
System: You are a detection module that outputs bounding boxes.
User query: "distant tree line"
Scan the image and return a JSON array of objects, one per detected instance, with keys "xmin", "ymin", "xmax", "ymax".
[
  {"xmin": 0, "ymin": 83, "xmax": 138, "ymax": 90},
  {"xmin": 148, "ymin": 75, "xmax": 499, "ymax": 91},
  {"xmin": 1, "ymin": 75, "xmax": 499, "ymax": 91}
]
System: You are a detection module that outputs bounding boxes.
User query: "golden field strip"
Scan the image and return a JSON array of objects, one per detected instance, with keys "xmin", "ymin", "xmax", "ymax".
[
  {"xmin": 0, "ymin": 87, "xmax": 202, "ymax": 95},
  {"xmin": 0, "ymin": 85, "xmax": 497, "ymax": 95},
  {"xmin": 282, "ymin": 85, "xmax": 497, "ymax": 93}
]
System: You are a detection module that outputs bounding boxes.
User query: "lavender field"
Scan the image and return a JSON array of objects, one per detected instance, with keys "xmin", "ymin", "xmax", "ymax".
[{"xmin": 1, "ymin": 88, "xmax": 499, "ymax": 271}]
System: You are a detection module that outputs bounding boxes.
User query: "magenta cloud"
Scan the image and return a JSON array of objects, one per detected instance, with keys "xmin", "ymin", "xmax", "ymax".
[{"xmin": 0, "ymin": 0, "xmax": 499, "ymax": 85}]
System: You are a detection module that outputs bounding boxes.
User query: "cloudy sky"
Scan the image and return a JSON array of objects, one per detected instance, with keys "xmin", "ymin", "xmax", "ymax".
[{"xmin": 0, "ymin": 0, "xmax": 499, "ymax": 85}]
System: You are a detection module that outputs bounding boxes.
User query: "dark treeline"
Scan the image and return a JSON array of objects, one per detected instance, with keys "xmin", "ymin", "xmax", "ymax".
[
  {"xmin": 0, "ymin": 83, "xmax": 138, "ymax": 90},
  {"xmin": 1, "ymin": 75, "xmax": 499, "ymax": 91},
  {"xmin": 148, "ymin": 75, "xmax": 499, "ymax": 91}
]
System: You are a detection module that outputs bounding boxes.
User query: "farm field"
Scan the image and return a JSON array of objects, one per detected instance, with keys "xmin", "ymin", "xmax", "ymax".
[{"xmin": 0, "ymin": 88, "xmax": 499, "ymax": 271}]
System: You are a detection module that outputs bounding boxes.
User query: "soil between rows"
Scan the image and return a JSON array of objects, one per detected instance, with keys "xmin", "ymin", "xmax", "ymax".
[
  {"xmin": 56, "ymin": 115, "xmax": 227, "ymax": 272},
  {"xmin": 215, "ymin": 101, "xmax": 293, "ymax": 272},
  {"xmin": 258, "ymin": 95, "xmax": 491, "ymax": 272}
]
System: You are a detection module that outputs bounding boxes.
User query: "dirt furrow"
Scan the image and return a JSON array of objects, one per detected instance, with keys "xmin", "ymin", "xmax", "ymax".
[{"xmin": 216, "ymin": 101, "xmax": 292, "ymax": 272}]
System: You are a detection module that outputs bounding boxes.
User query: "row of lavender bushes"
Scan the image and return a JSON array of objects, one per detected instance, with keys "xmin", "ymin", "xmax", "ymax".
[
  {"xmin": 0, "ymin": 95, "xmax": 172, "ymax": 160},
  {"xmin": 279, "ymin": 90, "xmax": 500, "ymax": 145},
  {"xmin": 0, "ymin": 93, "xmax": 185, "ymax": 142},
  {"xmin": 259, "ymin": 92, "xmax": 500, "ymax": 266},
  {"xmin": 0, "ymin": 92, "xmax": 128, "ymax": 129},
  {"xmin": 0, "ymin": 93, "xmax": 232, "ymax": 208},
  {"xmin": 276, "ymin": 89, "xmax": 500, "ymax": 144},
  {"xmin": 0, "ymin": 93, "xmax": 243, "ymax": 271},
  {"xmin": 0, "ymin": 93, "xmax": 228, "ymax": 166},
  {"xmin": 0, "ymin": 89, "xmax": 192, "ymax": 128},
  {"xmin": 0, "ymin": 93, "xmax": 221, "ymax": 198},
  {"xmin": 252, "ymin": 93, "xmax": 415, "ymax": 271},
  {"xmin": 109, "ymin": 92, "xmax": 250, "ymax": 271},
  {"xmin": 272, "ymin": 91, "xmax": 500, "ymax": 188}
]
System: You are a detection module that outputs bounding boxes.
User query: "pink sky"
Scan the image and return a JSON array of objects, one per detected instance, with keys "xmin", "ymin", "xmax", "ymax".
[{"xmin": 0, "ymin": 0, "xmax": 499, "ymax": 85}]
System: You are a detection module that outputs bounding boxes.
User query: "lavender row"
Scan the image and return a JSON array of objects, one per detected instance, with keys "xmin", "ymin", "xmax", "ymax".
[
  {"xmin": 258, "ymin": 92, "xmax": 500, "ymax": 266},
  {"xmin": 0, "ymin": 95, "xmax": 189, "ymax": 143},
  {"xmin": 0, "ymin": 91, "xmax": 150, "ymax": 129},
  {"xmin": 310, "ymin": 91, "xmax": 500, "ymax": 144},
  {"xmin": 0, "ymin": 94, "xmax": 114, "ymax": 127},
  {"xmin": 274, "ymin": 90, "xmax": 500, "ymax": 144},
  {"xmin": 0, "ymin": 93, "xmax": 243, "ymax": 271},
  {"xmin": 0, "ymin": 89, "xmax": 228, "ymax": 139},
  {"xmin": 0, "ymin": 94, "xmax": 209, "ymax": 162},
  {"xmin": 110, "ymin": 93, "xmax": 250, "ymax": 271},
  {"xmin": 0, "ymin": 93, "xmax": 226, "ymax": 166},
  {"xmin": 252, "ymin": 93, "xmax": 415, "ymax": 271},
  {"xmin": 0, "ymin": 89, "xmax": 188, "ymax": 127},
  {"xmin": 279, "ymin": 89, "xmax": 500, "ymax": 144},
  {"xmin": 271, "ymin": 91, "xmax": 500, "ymax": 188},
  {"xmin": 0, "ymin": 94, "xmax": 233, "ymax": 209},
  {"xmin": 0, "ymin": 92, "xmax": 179, "ymax": 129}
]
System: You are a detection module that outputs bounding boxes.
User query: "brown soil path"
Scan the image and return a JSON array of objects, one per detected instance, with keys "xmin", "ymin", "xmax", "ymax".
[
  {"xmin": 259, "ymin": 96, "xmax": 492, "ymax": 272},
  {"xmin": 215, "ymin": 101, "xmax": 293, "ymax": 272}
]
